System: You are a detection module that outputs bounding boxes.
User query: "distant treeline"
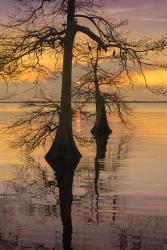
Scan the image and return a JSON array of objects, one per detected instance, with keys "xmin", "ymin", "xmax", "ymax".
[{"xmin": 0, "ymin": 101, "xmax": 167, "ymax": 104}]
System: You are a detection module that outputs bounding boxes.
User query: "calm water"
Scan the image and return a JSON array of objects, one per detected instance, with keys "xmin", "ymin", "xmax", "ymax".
[{"xmin": 0, "ymin": 103, "xmax": 167, "ymax": 250}]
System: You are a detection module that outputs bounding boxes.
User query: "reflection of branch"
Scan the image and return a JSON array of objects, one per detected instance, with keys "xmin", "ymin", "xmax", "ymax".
[
  {"xmin": 0, "ymin": 231, "xmax": 55, "ymax": 249},
  {"xmin": 113, "ymin": 216, "xmax": 163, "ymax": 250},
  {"xmin": 6, "ymin": 155, "xmax": 57, "ymax": 202},
  {"xmin": 116, "ymin": 134, "xmax": 132, "ymax": 160}
]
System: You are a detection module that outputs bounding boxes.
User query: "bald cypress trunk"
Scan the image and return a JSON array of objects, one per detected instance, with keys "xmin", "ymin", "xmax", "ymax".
[
  {"xmin": 90, "ymin": 49, "xmax": 111, "ymax": 136},
  {"xmin": 45, "ymin": 0, "xmax": 81, "ymax": 161},
  {"xmin": 91, "ymin": 82, "xmax": 112, "ymax": 136}
]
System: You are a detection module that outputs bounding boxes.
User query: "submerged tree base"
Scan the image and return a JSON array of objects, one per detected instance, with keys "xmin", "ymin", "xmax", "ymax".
[
  {"xmin": 91, "ymin": 125, "xmax": 112, "ymax": 136},
  {"xmin": 91, "ymin": 94, "xmax": 112, "ymax": 136},
  {"xmin": 45, "ymin": 128, "xmax": 82, "ymax": 162}
]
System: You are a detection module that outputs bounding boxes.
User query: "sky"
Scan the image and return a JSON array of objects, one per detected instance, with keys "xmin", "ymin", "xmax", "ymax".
[
  {"xmin": 0, "ymin": 0, "xmax": 167, "ymax": 101},
  {"xmin": 1, "ymin": 0, "xmax": 167, "ymax": 36},
  {"xmin": 102, "ymin": 0, "xmax": 167, "ymax": 38}
]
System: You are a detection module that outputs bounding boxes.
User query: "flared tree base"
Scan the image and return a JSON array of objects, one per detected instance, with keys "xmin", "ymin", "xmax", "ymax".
[
  {"xmin": 45, "ymin": 128, "xmax": 82, "ymax": 162},
  {"xmin": 91, "ymin": 98, "xmax": 112, "ymax": 136},
  {"xmin": 91, "ymin": 124, "xmax": 112, "ymax": 136}
]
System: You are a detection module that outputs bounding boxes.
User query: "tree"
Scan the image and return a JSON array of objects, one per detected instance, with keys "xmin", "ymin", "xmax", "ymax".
[
  {"xmin": 73, "ymin": 27, "xmax": 167, "ymax": 135},
  {"xmin": 0, "ymin": 0, "xmax": 167, "ymax": 160},
  {"xmin": 73, "ymin": 41, "xmax": 130, "ymax": 136},
  {"xmin": 0, "ymin": 0, "xmax": 107, "ymax": 161}
]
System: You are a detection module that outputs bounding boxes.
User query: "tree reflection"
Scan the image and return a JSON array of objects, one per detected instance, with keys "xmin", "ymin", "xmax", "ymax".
[
  {"xmin": 94, "ymin": 133, "xmax": 109, "ymax": 223},
  {"xmin": 0, "ymin": 149, "xmax": 166, "ymax": 249},
  {"xmin": 95, "ymin": 134, "xmax": 109, "ymax": 161},
  {"xmin": 93, "ymin": 132, "xmax": 131, "ymax": 223},
  {"xmin": 46, "ymin": 159, "xmax": 79, "ymax": 250}
]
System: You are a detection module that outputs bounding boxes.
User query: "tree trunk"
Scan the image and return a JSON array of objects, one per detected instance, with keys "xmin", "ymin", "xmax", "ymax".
[
  {"xmin": 91, "ymin": 84, "xmax": 112, "ymax": 136},
  {"xmin": 45, "ymin": 0, "xmax": 81, "ymax": 161}
]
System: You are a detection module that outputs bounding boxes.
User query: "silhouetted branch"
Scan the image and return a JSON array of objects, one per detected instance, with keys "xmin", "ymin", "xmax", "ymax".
[
  {"xmin": 5, "ymin": 97, "xmax": 94, "ymax": 152},
  {"xmin": 5, "ymin": 98, "xmax": 60, "ymax": 152}
]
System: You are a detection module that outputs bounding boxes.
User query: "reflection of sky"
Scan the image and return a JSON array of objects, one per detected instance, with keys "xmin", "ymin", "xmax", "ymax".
[{"xmin": 0, "ymin": 104, "xmax": 167, "ymax": 249}]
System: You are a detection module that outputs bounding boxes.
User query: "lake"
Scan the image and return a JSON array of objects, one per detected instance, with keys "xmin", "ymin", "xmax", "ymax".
[{"xmin": 0, "ymin": 103, "xmax": 167, "ymax": 250}]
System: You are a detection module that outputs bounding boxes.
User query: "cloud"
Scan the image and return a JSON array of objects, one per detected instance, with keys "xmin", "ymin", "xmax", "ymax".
[
  {"xmin": 104, "ymin": 0, "xmax": 167, "ymax": 22},
  {"xmin": 138, "ymin": 18, "xmax": 167, "ymax": 22},
  {"xmin": 106, "ymin": 0, "xmax": 167, "ymax": 8}
]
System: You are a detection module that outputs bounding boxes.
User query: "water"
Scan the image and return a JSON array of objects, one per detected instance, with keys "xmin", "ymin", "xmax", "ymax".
[{"xmin": 0, "ymin": 103, "xmax": 167, "ymax": 250}]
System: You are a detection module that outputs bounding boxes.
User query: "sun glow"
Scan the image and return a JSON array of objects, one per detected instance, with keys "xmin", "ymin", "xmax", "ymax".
[{"xmin": 134, "ymin": 69, "xmax": 167, "ymax": 86}]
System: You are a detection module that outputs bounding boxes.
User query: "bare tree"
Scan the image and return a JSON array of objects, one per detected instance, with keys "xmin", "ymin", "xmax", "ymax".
[
  {"xmin": 73, "ymin": 24, "xmax": 167, "ymax": 135},
  {"xmin": 73, "ymin": 40, "xmax": 130, "ymax": 136},
  {"xmin": 0, "ymin": 0, "xmax": 167, "ymax": 160}
]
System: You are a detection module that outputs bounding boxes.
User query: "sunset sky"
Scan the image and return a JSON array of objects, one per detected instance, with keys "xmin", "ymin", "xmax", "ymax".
[
  {"xmin": 0, "ymin": 0, "xmax": 167, "ymax": 101},
  {"xmin": 1, "ymin": 0, "xmax": 167, "ymax": 30}
]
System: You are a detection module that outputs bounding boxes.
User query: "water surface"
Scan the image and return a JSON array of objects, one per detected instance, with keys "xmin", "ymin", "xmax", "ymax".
[{"xmin": 0, "ymin": 103, "xmax": 167, "ymax": 249}]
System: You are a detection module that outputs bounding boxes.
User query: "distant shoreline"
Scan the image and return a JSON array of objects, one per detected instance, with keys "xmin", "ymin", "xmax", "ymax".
[{"xmin": 0, "ymin": 101, "xmax": 167, "ymax": 104}]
